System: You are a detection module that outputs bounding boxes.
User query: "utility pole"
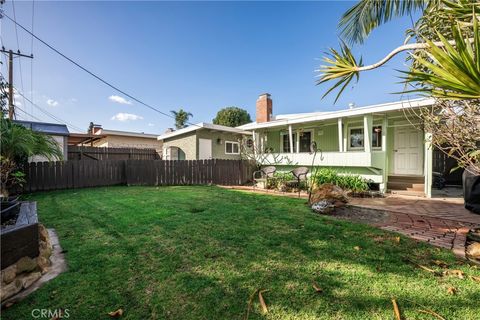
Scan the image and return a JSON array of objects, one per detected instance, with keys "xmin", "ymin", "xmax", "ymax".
[{"xmin": 0, "ymin": 48, "xmax": 33, "ymax": 120}]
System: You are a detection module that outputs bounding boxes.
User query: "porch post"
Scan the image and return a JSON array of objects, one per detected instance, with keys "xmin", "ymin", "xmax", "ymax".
[
  {"xmin": 337, "ymin": 118, "xmax": 343, "ymax": 152},
  {"xmin": 343, "ymin": 119, "xmax": 348, "ymax": 152},
  {"xmin": 424, "ymin": 132, "xmax": 433, "ymax": 198},
  {"xmin": 363, "ymin": 115, "xmax": 372, "ymax": 153},
  {"xmin": 288, "ymin": 125, "xmax": 294, "ymax": 154},
  {"xmin": 252, "ymin": 130, "xmax": 257, "ymax": 156},
  {"xmin": 381, "ymin": 115, "xmax": 388, "ymax": 193}
]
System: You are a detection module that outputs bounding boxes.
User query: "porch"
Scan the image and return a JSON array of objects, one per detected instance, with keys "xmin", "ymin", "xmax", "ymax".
[{"xmin": 252, "ymin": 111, "xmax": 433, "ymax": 196}]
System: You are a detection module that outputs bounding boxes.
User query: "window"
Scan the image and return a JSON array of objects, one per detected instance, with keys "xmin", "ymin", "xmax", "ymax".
[
  {"xmin": 281, "ymin": 133, "xmax": 297, "ymax": 153},
  {"xmin": 299, "ymin": 131, "xmax": 312, "ymax": 153},
  {"xmin": 349, "ymin": 127, "xmax": 364, "ymax": 149},
  {"xmin": 372, "ymin": 126, "xmax": 382, "ymax": 149},
  {"xmin": 246, "ymin": 138, "xmax": 253, "ymax": 148},
  {"xmin": 225, "ymin": 141, "xmax": 240, "ymax": 154}
]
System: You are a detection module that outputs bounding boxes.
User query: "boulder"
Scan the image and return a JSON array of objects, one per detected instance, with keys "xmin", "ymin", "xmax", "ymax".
[
  {"xmin": 21, "ymin": 271, "xmax": 41, "ymax": 289},
  {"xmin": 311, "ymin": 200, "xmax": 335, "ymax": 214},
  {"xmin": 309, "ymin": 183, "xmax": 348, "ymax": 205},
  {"xmin": 0, "ymin": 279, "xmax": 22, "ymax": 301},
  {"xmin": 1, "ymin": 265, "xmax": 17, "ymax": 284},
  {"xmin": 466, "ymin": 242, "xmax": 480, "ymax": 261},
  {"xmin": 16, "ymin": 257, "xmax": 38, "ymax": 274}
]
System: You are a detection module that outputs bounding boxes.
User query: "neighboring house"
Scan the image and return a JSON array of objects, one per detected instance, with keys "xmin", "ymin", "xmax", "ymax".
[
  {"xmin": 237, "ymin": 93, "xmax": 436, "ymax": 197},
  {"xmin": 157, "ymin": 123, "xmax": 252, "ymax": 160},
  {"xmin": 89, "ymin": 124, "xmax": 163, "ymax": 156},
  {"xmin": 14, "ymin": 120, "xmax": 69, "ymax": 162}
]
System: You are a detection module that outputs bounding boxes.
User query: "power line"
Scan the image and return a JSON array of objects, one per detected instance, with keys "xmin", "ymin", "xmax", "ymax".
[
  {"xmin": 14, "ymin": 87, "xmax": 85, "ymax": 132},
  {"xmin": 30, "ymin": 0, "xmax": 35, "ymax": 117},
  {"xmin": 16, "ymin": 104, "xmax": 43, "ymax": 122},
  {"xmin": 11, "ymin": 0, "xmax": 27, "ymax": 111},
  {"xmin": 3, "ymin": 12, "xmax": 200, "ymax": 129}
]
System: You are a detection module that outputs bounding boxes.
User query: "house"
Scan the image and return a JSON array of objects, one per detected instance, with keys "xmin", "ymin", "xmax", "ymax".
[
  {"xmin": 157, "ymin": 123, "xmax": 252, "ymax": 160},
  {"xmin": 88, "ymin": 124, "xmax": 163, "ymax": 156},
  {"xmin": 14, "ymin": 120, "xmax": 69, "ymax": 162},
  {"xmin": 237, "ymin": 93, "xmax": 436, "ymax": 197}
]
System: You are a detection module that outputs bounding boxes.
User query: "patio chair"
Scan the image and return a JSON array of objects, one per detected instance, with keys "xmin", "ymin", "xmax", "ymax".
[
  {"xmin": 287, "ymin": 167, "xmax": 309, "ymax": 196},
  {"xmin": 253, "ymin": 166, "xmax": 276, "ymax": 190}
]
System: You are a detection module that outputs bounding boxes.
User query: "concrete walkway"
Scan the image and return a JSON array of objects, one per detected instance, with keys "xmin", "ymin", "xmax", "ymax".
[{"xmin": 221, "ymin": 186, "xmax": 480, "ymax": 256}]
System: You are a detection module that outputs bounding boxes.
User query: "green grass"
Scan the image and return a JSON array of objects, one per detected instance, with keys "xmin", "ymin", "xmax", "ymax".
[{"xmin": 3, "ymin": 186, "xmax": 479, "ymax": 319}]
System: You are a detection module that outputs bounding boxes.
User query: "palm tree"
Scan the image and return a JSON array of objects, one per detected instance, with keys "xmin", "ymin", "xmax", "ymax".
[
  {"xmin": 1, "ymin": 118, "xmax": 63, "ymax": 196},
  {"xmin": 170, "ymin": 109, "xmax": 193, "ymax": 130},
  {"xmin": 317, "ymin": 0, "xmax": 479, "ymax": 102}
]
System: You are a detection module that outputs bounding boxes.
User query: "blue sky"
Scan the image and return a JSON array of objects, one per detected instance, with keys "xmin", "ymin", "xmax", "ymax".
[{"xmin": 1, "ymin": 1, "xmax": 419, "ymax": 133}]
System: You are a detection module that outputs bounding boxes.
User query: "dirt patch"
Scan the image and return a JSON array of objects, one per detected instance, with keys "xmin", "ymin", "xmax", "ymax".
[{"xmin": 328, "ymin": 205, "xmax": 390, "ymax": 225}]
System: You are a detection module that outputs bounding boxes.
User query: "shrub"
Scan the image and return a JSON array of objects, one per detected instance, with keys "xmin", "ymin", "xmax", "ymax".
[
  {"xmin": 267, "ymin": 172, "xmax": 308, "ymax": 191},
  {"xmin": 311, "ymin": 168, "xmax": 369, "ymax": 192}
]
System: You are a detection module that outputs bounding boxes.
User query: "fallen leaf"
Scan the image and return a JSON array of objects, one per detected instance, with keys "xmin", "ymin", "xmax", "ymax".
[
  {"xmin": 394, "ymin": 236, "xmax": 401, "ymax": 244},
  {"xmin": 354, "ymin": 246, "xmax": 361, "ymax": 251},
  {"xmin": 432, "ymin": 260, "xmax": 448, "ymax": 268},
  {"xmin": 108, "ymin": 309, "xmax": 124, "ymax": 318},
  {"xmin": 470, "ymin": 275, "xmax": 480, "ymax": 283},
  {"xmin": 391, "ymin": 299, "xmax": 402, "ymax": 320},
  {"xmin": 443, "ymin": 269, "xmax": 465, "ymax": 279},
  {"xmin": 447, "ymin": 287, "xmax": 456, "ymax": 295},
  {"xmin": 418, "ymin": 309, "xmax": 446, "ymax": 320},
  {"xmin": 312, "ymin": 281, "xmax": 323, "ymax": 293},
  {"xmin": 244, "ymin": 289, "xmax": 259, "ymax": 320},
  {"xmin": 258, "ymin": 290, "xmax": 269, "ymax": 314}
]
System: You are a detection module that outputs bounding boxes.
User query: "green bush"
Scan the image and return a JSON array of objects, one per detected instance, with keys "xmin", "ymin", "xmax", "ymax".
[
  {"xmin": 311, "ymin": 168, "xmax": 369, "ymax": 192},
  {"xmin": 267, "ymin": 172, "xmax": 308, "ymax": 191}
]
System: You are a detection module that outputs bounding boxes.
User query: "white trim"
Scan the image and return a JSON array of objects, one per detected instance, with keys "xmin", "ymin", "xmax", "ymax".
[
  {"xmin": 280, "ymin": 130, "xmax": 297, "ymax": 153},
  {"xmin": 225, "ymin": 141, "xmax": 240, "ymax": 155},
  {"xmin": 158, "ymin": 122, "xmax": 252, "ymax": 140},
  {"xmin": 237, "ymin": 98, "xmax": 434, "ymax": 130},
  {"xmin": 348, "ymin": 126, "xmax": 365, "ymax": 151},
  {"xmin": 96, "ymin": 129, "xmax": 158, "ymax": 139}
]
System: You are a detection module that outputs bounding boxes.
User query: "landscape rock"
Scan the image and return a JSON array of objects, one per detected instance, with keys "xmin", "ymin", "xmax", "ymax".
[
  {"xmin": 21, "ymin": 272, "xmax": 41, "ymax": 289},
  {"xmin": 36, "ymin": 256, "xmax": 50, "ymax": 274},
  {"xmin": 15, "ymin": 257, "xmax": 37, "ymax": 274},
  {"xmin": 0, "ymin": 279, "xmax": 22, "ymax": 301},
  {"xmin": 38, "ymin": 224, "xmax": 49, "ymax": 242},
  {"xmin": 1, "ymin": 265, "xmax": 17, "ymax": 284},
  {"xmin": 309, "ymin": 183, "xmax": 348, "ymax": 205},
  {"xmin": 466, "ymin": 242, "xmax": 480, "ymax": 260},
  {"xmin": 311, "ymin": 200, "xmax": 335, "ymax": 214}
]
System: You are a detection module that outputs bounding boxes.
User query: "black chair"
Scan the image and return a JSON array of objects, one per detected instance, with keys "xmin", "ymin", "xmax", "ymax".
[{"xmin": 253, "ymin": 166, "xmax": 276, "ymax": 190}]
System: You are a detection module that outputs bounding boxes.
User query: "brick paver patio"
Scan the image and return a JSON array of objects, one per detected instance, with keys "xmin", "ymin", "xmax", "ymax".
[{"xmin": 222, "ymin": 186, "xmax": 480, "ymax": 257}]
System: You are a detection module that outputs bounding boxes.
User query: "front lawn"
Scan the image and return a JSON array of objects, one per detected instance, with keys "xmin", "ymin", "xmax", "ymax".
[{"xmin": 3, "ymin": 186, "xmax": 479, "ymax": 319}]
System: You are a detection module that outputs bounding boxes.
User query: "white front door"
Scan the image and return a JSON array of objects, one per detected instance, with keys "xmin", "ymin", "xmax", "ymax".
[
  {"xmin": 393, "ymin": 125, "xmax": 423, "ymax": 175},
  {"xmin": 198, "ymin": 138, "xmax": 212, "ymax": 160}
]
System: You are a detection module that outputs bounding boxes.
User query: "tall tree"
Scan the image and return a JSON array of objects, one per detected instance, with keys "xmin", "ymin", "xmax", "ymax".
[
  {"xmin": 212, "ymin": 107, "xmax": 252, "ymax": 127},
  {"xmin": 170, "ymin": 109, "xmax": 193, "ymax": 130}
]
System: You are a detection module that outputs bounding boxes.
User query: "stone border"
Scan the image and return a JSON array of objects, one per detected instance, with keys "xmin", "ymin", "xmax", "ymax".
[{"xmin": 1, "ymin": 229, "xmax": 67, "ymax": 308}]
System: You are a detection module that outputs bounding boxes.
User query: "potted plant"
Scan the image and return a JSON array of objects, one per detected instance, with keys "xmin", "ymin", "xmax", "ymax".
[{"xmin": 0, "ymin": 118, "xmax": 63, "ymax": 223}]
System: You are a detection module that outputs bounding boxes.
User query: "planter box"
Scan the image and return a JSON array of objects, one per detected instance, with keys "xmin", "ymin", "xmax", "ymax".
[{"xmin": 1, "ymin": 202, "xmax": 38, "ymax": 269}]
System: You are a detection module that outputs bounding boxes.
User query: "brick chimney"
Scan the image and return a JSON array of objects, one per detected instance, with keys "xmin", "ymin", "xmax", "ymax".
[{"xmin": 256, "ymin": 93, "xmax": 272, "ymax": 123}]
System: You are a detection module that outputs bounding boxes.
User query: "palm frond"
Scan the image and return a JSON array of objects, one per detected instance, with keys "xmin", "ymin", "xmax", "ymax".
[
  {"xmin": 316, "ymin": 43, "xmax": 362, "ymax": 103},
  {"xmin": 339, "ymin": 0, "xmax": 429, "ymax": 44},
  {"xmin": 402, "ymin": 15, "xmax": 480, "ymax": 99}
]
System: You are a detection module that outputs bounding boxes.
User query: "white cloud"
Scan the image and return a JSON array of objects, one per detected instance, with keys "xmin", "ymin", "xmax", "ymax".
[
  {"xmin": 109, "ymin": 95, "xmax": 132, "ymax": 105},
  {"xmin": 46, "ymin": 99, "xmax": 59, "ymax": 107},
  {"xmin": 148, "ymin": 123, "xmax": 155, "ymax": 127},
  {"xmin": 111, "ymin": 113, "xmax": 143, "ymax": 122}
]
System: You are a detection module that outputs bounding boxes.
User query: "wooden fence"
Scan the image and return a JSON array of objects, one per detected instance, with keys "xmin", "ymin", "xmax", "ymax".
[
  {"xmin": 68, "ymin": 146, "xmax": 160, "ymax": 161},
  {"xmin": 22, "ymin": 159, "xmax": 255, "ymax": 192}
]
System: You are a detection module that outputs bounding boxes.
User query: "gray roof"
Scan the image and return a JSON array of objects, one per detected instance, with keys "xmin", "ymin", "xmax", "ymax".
[{"xmin": 14, "ymin": 120, "xmax": 70, "ymax": 136}]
